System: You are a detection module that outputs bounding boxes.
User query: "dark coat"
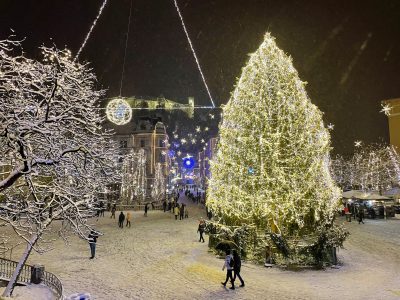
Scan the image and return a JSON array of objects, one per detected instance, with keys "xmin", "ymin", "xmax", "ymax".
[
  {"xmin": 119, "ymin": 212, "xmax": 125, "ymax": 222},
  {"xmin": 233, "ymin": 254, "xmax": 242, "ymax": 271},
  {"xmin": 88, "ymin": 232, "xmax": 98, "ymax": 243}
]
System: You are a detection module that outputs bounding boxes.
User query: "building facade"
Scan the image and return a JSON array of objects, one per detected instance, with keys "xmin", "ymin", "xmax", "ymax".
[{"xmin": 113, "ymin": 119, "xmax": 170, "ymax": 203}]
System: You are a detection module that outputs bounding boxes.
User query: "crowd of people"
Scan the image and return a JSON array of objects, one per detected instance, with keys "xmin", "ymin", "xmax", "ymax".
[{"xmin": 87, "ymin": 184, "xmax": 245, "ymax": 292}]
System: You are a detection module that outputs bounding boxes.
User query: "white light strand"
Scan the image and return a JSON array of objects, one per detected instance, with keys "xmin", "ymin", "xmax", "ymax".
[
  {"xmin": 120, "ymin": 0, "xmax": 134, "ymax": 96},
  {"xmin": 75, "ymin": 0, "xmax": 108, "ymax": 61},
  {"xmin": 173, "ymin": 0, "xmax": 215, "ymax": 108}
]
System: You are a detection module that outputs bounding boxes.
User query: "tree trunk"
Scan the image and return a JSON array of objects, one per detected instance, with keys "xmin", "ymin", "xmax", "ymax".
[{"xmin": 2, "ymin": 234, "xmax": 39, "ymax": 297}]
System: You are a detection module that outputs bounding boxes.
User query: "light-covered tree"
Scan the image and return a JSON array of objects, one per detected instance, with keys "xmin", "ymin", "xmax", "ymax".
[
  {"xmin": 207, "ymin": 33, "xmax": 347, "ymax": 264},
  {"xmin": 121, "ymin": 149, "xmax": 147, "ymax": 204},
  {"xmin": 0, "ymin": 38, "xmax": 118, "ymax": 296},
  {"xmin": 151, "ymin": 162, "xmax": 166, "ymax": 203},
  {"xmin": 331, "ymin": 144, "xmax": 400, "ymax": 191}
]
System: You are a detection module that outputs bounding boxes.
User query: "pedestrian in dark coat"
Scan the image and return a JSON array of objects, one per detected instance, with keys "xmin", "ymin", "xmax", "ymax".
[
  {"xmin": 118, "ymin": 211, "xmax": 125, "ymax": 228},
  {"xmin": 144, "ymin": 203, "xmax": 148, "ymax": 217},
  {"xmin": 179, "ymin": 204, "xmax": 185, "ymax": 220},
  {"xmin": 358, "ymin": 207, "xmax": 364, "ymax": 224},
  {"xmin": 232, "ymin": 249, "xmax": 245, "ymax": 287},
  {"xmin": 88, "ymin": 230, "xmax": 98, "ymax": 259},
  {"xmin": 163, "ymin": 200, "xmax": 167, "ymax": 212},
  {"xmin": 197, "ymin": 218, "xmax": 205, "ymax": 242}
]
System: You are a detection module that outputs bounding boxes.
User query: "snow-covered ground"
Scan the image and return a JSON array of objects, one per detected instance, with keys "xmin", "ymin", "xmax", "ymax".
[{"xmin": 2, "ymin": 192, "xmax": 400, "ymax": 300}]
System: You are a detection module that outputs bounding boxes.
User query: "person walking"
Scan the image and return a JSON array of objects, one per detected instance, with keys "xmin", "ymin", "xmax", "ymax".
[
  {"xmin": 232, "ymin": 249, "xmax": 245, "ymax": 287},
  {"xmin": 197, "ymin": 218, "xmax": 205, "ymax": 242},
  {"xmin": 184, "ymin": 208, "xmax": 189, "ymax": 218},
  {"xmin": 163, "ymin": 200, "xmax": 167, "ymax": 212},
  {"xmin": 111, "ymin": 204, "xmax": 116, "ymax": 219},
  {"xmin": 174, "ymin": 205, "xmax": 179, "ymax": 220},
  {"xmin": 88, "ymin": 230, "xmax": 98, "ymax": 259},
  {"xmin": 358, "ymin": 207, "xmax": 364, "ymax": 224},
  {"xmin": 118, "ymin": 211, "xmax": 125, "ymax": 228},
  {"xmin": 126, "ymin": 211, "xmax": 132, "ymax": 228},
  {"xmin": 179, "ymin": 204, "xmax": 185, "ymax": 220},
  {"xmin": 144, "ymin": 203, "xmax": 148, "ymax": 217},
  {"xmin": 221, "ymin": 249, "xmax": 235, "ymax": 290}
]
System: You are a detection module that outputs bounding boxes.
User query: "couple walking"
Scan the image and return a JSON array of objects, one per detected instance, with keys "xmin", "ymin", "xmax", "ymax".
[{"xmin": 221, "ymin": 249, "xmax": 245, "ymax": 290}]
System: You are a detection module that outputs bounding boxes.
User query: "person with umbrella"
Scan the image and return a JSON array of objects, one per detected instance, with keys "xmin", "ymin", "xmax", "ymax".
[
  {"xmin": 232, "ymin": 249, "xmax": 245, "ymax": 287},
  {"xmin": 221, "ymin": 249, "xmax": 235, "ymax": 290}
]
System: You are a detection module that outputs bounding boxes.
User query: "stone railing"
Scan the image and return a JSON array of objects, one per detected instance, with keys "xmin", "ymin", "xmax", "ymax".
[{"xmin": 0, "ymin": 257, "xmax": 63, "ymax": 299}]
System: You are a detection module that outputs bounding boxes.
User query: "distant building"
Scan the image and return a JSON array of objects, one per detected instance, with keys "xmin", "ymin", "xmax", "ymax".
[
  {"xmin": 112, "ymin": 119, "xmax": 170, "ymax": 202},
  {"xmin": 382, "ymin": 98, "xmax": 400, "ymax": 153}
]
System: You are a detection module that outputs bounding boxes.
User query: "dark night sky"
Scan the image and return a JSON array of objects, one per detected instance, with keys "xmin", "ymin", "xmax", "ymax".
[{"xmin": 1, "ymin": 0, "xmax": 400, "ymax": 154}]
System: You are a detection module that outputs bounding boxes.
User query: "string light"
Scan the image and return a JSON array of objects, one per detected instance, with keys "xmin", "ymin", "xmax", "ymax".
[
  {"xmin": 106, "ymin": 98, "xmax": 132, "ymax": 125},
  {"xmin": 327, "ymin": 123, "xmax": 334, "ymax": 130},
  {"xmin": 355, "ymin": 140, "xmax": 362, "ymax": 147},
  {"xmin": 75, "ymin": 0, "xmax": 108, "ymax": 61},
  {"xmin": 173, "ymin": 0, "xmax": 215, "ymax": 108}
]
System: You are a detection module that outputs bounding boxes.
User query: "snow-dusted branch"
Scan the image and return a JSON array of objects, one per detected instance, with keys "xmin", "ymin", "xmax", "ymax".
[{"xmin": 0, "ymin": 38, "xmax": 119, "ymax": 296}]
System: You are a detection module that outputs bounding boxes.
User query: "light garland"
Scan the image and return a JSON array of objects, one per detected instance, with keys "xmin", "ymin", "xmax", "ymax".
[{"xmin": 106, "ymin": 98, "xmax": 132, "ymax": 125}]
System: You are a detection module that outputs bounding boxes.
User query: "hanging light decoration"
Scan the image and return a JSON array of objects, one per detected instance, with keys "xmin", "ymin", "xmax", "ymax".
[{"xmin": 106, "ymin": 98, "xmax": 132, "ymax": 125}]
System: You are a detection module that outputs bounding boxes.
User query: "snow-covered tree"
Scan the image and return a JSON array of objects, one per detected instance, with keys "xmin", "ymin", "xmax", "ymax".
[
  {"xmin": 207, "ymin": 33, "xmax": 347, "ymax": 264},
  {"xmin": 0, "ymin": 38, "xmax": 118, "ymax": 296},
  {"xmin": 151, "ymin": 162, "xmax": 166, "ymax": 202},
  {"xmin": 331, "ymin": 144, "xmax": 400, "ymax": 191},
  {"xmin": 121, "ymin": 149, "xmax": 147, "ymax": 204}
]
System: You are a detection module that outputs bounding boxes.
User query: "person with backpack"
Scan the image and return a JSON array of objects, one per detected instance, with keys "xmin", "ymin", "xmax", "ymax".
[
  {"xmin": 221, "ymin": 249, "xmax": 235, "ymax": 290},
  {"xmin": 197, "ymin": 218, "xmax": 205, "ymax": 242},
  {"xmin": 232, "ymin": 249, "xmax": 245, "ymax": 287}
]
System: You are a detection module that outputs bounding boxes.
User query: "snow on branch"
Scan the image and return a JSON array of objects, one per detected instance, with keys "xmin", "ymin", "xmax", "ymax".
[{"xmin": 0, "ymin": 38, "xmax": 119, "ymax": 251}]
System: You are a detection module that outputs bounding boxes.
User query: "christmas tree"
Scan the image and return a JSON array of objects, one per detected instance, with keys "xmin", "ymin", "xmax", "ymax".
[{"xmin": 207, "ymin": 33, "xmax": 347, "ymax": 264}]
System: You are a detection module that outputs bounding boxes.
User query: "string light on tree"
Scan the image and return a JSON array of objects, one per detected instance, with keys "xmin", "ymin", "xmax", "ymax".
[
  {"xmin": 207, "ymin": 33, "xmax": 347, "ymax": 265},
  {"xmin": 327, "ymin": 123, "xmax": 334, "ymax": 130},
  {"xmin": 195, "ymin": 126, "xmax": 201, "ymax": 132},
  {"xmin": 355, "ymin": 140, "xmax": 362, "ymax": 147}
]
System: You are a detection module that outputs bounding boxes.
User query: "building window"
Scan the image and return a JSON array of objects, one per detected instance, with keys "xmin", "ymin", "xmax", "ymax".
[
  {"xmin": 120, "ymin": 140, "xmax": 128, "ymax": 148},
  {"xmin": 140, "ymin": 139, "xmax": 146, "ymax": 147}
]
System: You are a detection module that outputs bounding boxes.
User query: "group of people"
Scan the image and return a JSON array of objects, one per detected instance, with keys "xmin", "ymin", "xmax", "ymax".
[
  {"xmin": 173, "ymin": 203, "xmax": 188, "ymax": 220},
  {"xmin": 118, "ymin": 211, "xmax": 132, "ymax": 228},
  {"xmin": 221, "ymin": 249, "xmax": 245, "ymax": 290},
  {"xmin": 343, "ymin": 204, "xmax": 365, "ymax": 224}
]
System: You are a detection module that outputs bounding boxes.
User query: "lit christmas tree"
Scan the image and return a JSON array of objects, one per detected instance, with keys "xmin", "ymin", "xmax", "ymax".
[{"xmin": 207, "ymin": 33, "xmax": 347, "ymax": 265}]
